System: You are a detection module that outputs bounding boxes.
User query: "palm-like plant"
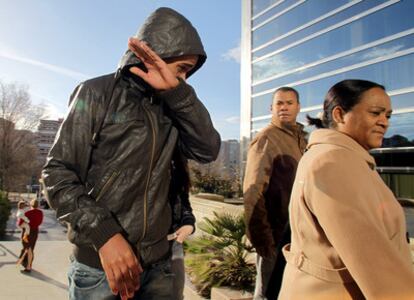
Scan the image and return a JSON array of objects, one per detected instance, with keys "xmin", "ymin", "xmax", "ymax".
[{"xmin": 185, "ymin": 212, "xmax": 255, "ymax": 298}]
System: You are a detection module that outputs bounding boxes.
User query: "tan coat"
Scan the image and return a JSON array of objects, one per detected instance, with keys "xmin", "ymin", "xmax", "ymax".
[
  {"xmin": 279, "ymin": 129, "xmax": 414, "ymax": 300},
  {"xmin": 244, "ymin": 118, "xmax": 307, "ymax": 256}
]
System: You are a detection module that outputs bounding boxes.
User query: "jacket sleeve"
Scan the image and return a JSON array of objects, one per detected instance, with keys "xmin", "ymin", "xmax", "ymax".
[
  {"xmin": 243, "ymin": 136, "xmax": 276, "ymax": 256},
  {"xmin": 306, "ymin": 150, "xmax": 414, "ymax": 299},
  {"xmin": 155, "ymin": 79, "xmax": 221, "ymax": 163},
  {"xmin": 41, "ymin": 83, "xmax": 122, "ymax": 250},
  {"xmin": 179, "ymin": 192, "xmax": 196, "ymax": 229}
]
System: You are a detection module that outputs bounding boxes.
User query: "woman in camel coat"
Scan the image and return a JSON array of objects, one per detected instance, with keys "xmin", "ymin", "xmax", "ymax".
[{"xmin": 278, "ymin": 79, "xmax": 414, "ymax": 300}]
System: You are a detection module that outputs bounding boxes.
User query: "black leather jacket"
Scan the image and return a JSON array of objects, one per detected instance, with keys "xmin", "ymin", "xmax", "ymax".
[{"xmin": 42, "ymin": 7, "xmax": 220, "ymax": 268}]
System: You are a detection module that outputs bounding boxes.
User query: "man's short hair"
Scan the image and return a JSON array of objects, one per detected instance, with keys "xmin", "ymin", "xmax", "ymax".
[{"xmin": 273, "ymin": 86, "xmax": 300, "ymax": 103}]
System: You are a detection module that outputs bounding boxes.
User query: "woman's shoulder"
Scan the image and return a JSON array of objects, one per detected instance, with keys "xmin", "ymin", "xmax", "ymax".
[
  {"xmin": 301, "ymin": 144, "xmax": 365, "ymax": 179},
  {"xmin": 307, "ymin": 143, "xmax": 354, "ymax": 163}
]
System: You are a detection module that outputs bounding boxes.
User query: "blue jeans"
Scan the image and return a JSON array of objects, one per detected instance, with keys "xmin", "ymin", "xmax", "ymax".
[{"xmin": 68, "ymin": 256, "xmax": 174, "ymax": 300}]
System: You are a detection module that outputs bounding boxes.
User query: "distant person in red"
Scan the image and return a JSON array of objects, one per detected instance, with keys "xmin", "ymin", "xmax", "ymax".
[{"xmin": 17, "ymin": 199, "xmax": 44, "ymax": 273}]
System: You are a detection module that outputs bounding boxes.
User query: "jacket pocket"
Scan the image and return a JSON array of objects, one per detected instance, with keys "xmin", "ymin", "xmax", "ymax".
[
  {"xmin": 88, "ymin": 168, "xmax": 121, "ymax": 202},
  {"xmin": 282, "ymin": 244, "xmax": 355, "ymax": 283}
]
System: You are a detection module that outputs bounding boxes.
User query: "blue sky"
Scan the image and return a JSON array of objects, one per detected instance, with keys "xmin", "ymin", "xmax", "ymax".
[{"xmin": 0, "ymin": 0, "xmax": 241, "ymax": 140}]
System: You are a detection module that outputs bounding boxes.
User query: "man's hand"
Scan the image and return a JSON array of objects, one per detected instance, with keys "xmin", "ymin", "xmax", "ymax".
[
  {"xmin": 128, "ymin": 37, "xmax": 179, "ymax": 91},
  {"xmin": 175, "ymin": 225, "xmax": 194, "ymax": 243},
  {"xmin": 98, "ymin": 233, "xmax": 143, "ymax": 300}
]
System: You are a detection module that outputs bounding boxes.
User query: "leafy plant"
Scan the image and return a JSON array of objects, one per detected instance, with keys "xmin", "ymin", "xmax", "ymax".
[
  {"xmin": 185, "ymin": 212, "xmax": 255, "ymax": 298},
  {"xmin": 190, "ymin": 168, "xmax": 237, "ymax": 198},
  {"xmin": 0, "ymin": 190, "xmax": 11, "ymax": 238}
]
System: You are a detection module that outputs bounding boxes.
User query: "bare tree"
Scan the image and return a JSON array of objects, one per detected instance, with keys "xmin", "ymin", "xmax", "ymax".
[{"xmin": 0, "ymin": 80, "xmax": 45, "ymax": 192}]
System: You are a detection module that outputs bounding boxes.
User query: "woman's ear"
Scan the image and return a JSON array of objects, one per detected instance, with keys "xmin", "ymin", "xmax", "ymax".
[{"xmin": 332, "ymin": 106, "xmax": 345, "ymax": 125}]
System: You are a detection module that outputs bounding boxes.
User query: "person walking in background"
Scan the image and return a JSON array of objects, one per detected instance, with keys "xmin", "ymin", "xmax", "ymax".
[
  {"xmin": 279, "ymin": 79, "xmax": 414, "ymax": 299},
  {"xmin": 42, "ymin": 7, "xmax": 220, "ymax": 300},
  {"xmin": 244, "ymin": 87, "xmax": 307, "ymax": 299},
  {"xmin": 16, "ymin": 200, "xmax": 30, "ymax": 243},
  {"xmin": 169, "ymin": 147, "xmax": 196, "ymax": 300},
  {"xmin": 17, "ymin": 199, "xmax": 43, "ymax": 273}
]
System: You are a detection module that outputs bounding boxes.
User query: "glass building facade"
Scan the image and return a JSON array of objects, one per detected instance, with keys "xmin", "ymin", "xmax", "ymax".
[{"xmin": 240, "ymin": 0, "xmax": 414, "ymax": 202}]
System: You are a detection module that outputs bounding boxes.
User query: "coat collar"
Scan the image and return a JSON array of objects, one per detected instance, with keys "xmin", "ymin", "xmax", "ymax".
[
  {"xmin": 308, "ymin": 129, "xmax": 376, "ymax": 169},
  {"xmin": 270, "ymin": 116, "xmax": 305, "ymax": 138}
]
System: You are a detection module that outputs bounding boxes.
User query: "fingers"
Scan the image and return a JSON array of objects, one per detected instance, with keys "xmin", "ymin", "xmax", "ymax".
[
  {"xmin": 98, "ymin": 234, "xmax": 142, "ymax": 298},
  {"xmin": 104, "ymin": 267, "xmax": 118, "ymax": 295},
  {"xmin": 139, "ymin": 41, "xmax": 163, "ymax": 64},
  {"xmin": 127, "ymin": 37, "xmax": 178, "ymax": 90},
  {"xmin": 129, "ymin": 66, "xmax": 148, "ymax": 80},
  {"xmin": 176, "ymin": 235, "xmax": 184, "ymax": 243},
  {"xmin": 128, "ymin": 38, "xmax": 152, "ymax": 63},
  {"xmin": 175, "ymin": 231, "xmax": 189, "ymax": 243},
  {"xmin": 128, "ymin": 38, "xmax": 165, "ymax": 70},
  {"xmin": 121, "ymin": 265, "xmax": 137, "ymax": 299},
  {"xmin": 104, "ymin": 262, "xmax": 138, "ymax": 299},
  {"xmin": 126, "ymin": 256, "xmax": 142, "ymax": 291}
]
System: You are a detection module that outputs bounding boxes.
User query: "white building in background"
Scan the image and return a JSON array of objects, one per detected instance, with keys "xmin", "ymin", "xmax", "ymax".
[
  {"xmin": 221, "ymin": 139, "xmax": 240, "ymax": 176},
  {"xmin": 37, "ymin": 119, "xmax": 63, "ymax": 164}
]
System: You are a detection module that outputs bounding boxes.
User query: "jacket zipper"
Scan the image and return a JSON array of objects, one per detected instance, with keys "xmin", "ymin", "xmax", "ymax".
[
  {"xmin": 95, "ymin": 171, "xmax": 120, "ymax": 202},
  {"xmin": 140, "ymin": 102, "xmax": 156, "ymax": 242}
]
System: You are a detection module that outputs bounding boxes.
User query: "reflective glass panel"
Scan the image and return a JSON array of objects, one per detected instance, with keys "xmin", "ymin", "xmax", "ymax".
[
  {"xmin": 253, "ymin": 33, "xmax": 414, "ymax": 94},
  {"xmin": 385, "ymin": 112, "xmax": 414, "ymax": 141},
  {"xmin": 253, "ymin": 0, "xmax": 304, "ymax": 28},
  {"xmin": 390, "ymin": 92, "xmax": 414, "ymax": 111},
  {"xmin": 252, "ymin": 52, "xmax": 414, "ymax": 116},
  {"xmin": 252, "ymin": 0, "xmax": 414, "ymax": 83},
  {"xmin": 253, "ymin": 0, "xmax": 390, "ymax": 57},
  {"xmin": 253, "ymin": 0, "xmax": 284, "ymax": 16},
  {"xmin": 253, "ymin": 0, "xmax": 352, "ymax": 49}
]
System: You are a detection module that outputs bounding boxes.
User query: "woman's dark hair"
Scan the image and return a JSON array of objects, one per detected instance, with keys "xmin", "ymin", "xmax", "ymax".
[{"xmin": 307, "ymin": 79, "xmax": 385, "ymax": 128}]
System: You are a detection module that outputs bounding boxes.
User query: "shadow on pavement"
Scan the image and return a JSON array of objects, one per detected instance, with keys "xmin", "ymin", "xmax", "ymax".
[
  {"xmin": 20, "ymin": 269, "xmax": 69, "ymax": 290},
  {"xmin": 0, "ymin": 243, "xmax": 20, "ymax": 269},
  {"xmin": 0, "ymin": 243, "xmax": 19, "ymax": 258}
]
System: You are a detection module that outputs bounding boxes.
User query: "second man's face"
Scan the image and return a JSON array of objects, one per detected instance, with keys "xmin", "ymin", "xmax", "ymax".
[{"xmin": 271, "ymin": 90, "xmax": 300, "ymax": 126}]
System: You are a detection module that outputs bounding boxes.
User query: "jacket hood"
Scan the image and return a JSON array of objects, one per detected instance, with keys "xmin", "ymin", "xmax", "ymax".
[{"xmin": 118, "ymin": 7, "xmax": 206, "ymax": 78}]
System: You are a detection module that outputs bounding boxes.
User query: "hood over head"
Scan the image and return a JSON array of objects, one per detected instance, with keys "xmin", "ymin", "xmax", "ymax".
[{"xmin": 119, "ymin": 7, "xmax": 206, "ymax": 78}]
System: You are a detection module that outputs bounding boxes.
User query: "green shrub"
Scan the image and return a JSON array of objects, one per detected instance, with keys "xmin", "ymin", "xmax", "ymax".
[
  {"xmin": 185, "ymin": 212, "xmax": 255, "ymax": 298},
  {"xmin": 191, "ymin": 168, "xmax": 237, "ymax": 198},
  {"xmin": 0, "ymin": 191, "xmax": 11, "ymax": 238}
]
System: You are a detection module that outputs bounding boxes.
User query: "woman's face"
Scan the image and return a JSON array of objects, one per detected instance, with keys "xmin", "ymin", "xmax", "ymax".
[{"xmin": 337, "ymin": 87, "xmax": 392, "ymax": 150}]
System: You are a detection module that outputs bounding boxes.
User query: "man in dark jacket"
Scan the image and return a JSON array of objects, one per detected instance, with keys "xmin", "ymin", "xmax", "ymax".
[
  {"xmin": 42, "ymin": 7, "xmax": 220, "ymax": 300},
  {"xmin": 243, "ymin": 87, "xmax": 306, "ymax": 299}
]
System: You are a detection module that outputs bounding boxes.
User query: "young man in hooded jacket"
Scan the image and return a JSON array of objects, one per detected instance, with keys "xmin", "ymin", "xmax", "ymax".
[{"xmin": 42, "ymin": 7, "xmax": 220, "ymax": 300}]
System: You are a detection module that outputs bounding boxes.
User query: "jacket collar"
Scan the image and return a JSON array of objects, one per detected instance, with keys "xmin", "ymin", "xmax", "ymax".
[
  {"xmin": 308, "ymin": 129, "xmax": 376, "ymax": 169},
  {"xmin": 270, "ymin": 115, "xmax": 305, "ymax": 138}
]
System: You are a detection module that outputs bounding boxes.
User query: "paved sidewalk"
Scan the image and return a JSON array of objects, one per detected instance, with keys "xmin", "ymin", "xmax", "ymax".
[
  {"xmin": 0, "ymin": 240, "xmax": 204, "ymax": 300},
  {"xmin": 0, "ymin": 241, "xmax": 71, "ymax": 300}
]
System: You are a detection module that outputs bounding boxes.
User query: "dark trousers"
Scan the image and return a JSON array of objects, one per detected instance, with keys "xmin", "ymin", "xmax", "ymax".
[{"xmin": 265, "ymin": 224, "xmax": 291, "ymax": 300}]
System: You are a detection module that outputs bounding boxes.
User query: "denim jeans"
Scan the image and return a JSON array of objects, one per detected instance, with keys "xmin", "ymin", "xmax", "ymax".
[{"xmin": 68, "ymin": 256, "xmax": 174, "ymax": 300}]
